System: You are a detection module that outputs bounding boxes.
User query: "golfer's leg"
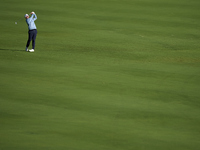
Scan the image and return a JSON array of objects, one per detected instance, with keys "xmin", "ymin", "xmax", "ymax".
[
  {"xmin": 26, "ymin": 31, "xmax": 33, "ymax": 48},
  {"xmin": 32, "ymin": 30, "xmax": 37, "ymax": 49}
]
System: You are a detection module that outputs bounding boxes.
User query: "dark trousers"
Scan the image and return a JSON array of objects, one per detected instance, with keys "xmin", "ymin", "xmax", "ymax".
[{"xmin": 26, "ymin": 29, "xmax": 37, "ymax": 49}]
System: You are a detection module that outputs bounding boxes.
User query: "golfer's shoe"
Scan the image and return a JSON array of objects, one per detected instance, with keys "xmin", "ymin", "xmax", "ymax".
[
  {"xmin": 25, "ymin": 47, "xmax": 28, "ymax": 52},
  {"xmin": 29, "ymin": 49, "xmax": 34, "ymax": 52}
]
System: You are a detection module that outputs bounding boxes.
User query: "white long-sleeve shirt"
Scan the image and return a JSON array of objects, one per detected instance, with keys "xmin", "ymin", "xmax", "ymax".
[{"xmin": 26, "ymin": 14, "xmax": 37, "ymax": 30}]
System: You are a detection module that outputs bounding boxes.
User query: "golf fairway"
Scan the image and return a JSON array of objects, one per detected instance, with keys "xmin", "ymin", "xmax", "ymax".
[{"xmin": 0, "ymin": 0, "xmax": 200, "ymax": 149}]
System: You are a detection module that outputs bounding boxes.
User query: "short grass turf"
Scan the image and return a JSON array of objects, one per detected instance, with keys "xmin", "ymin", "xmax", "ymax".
[{"xmin": 0, "ymin": 0, "xmax": 200, "ymax": 149}]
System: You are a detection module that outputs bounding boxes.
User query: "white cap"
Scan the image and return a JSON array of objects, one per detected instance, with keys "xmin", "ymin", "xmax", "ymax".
[{"xmin": 24, "ymin": 14, "xmax": 29, "ymax": 18}]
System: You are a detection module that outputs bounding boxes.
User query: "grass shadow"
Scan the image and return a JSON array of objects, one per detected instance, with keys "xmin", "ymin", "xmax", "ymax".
[{"xmin": 0, "ymin": 48, "xmax": 24, "ymax": 52}]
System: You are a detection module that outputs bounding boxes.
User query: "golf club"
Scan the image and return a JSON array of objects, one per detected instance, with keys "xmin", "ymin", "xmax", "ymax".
[{"xmin": 15, "ymin": 13, "xmax": 31, "ymax": 24}]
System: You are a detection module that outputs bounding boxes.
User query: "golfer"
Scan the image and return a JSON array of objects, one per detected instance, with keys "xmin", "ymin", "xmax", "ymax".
[{"xmin": 25, "ymin": 12, "xmax": 37, "ymax": 52}]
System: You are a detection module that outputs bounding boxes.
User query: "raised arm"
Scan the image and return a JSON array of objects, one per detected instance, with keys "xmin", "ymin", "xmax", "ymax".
[{"xmin": 30, "ymin": 12, "xmax": 37, "ymax": 21}]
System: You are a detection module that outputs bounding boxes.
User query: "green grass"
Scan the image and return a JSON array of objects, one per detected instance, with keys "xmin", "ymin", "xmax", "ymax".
[{"xmin": 0, "ymin": 0, "xmax": 200, "ymax": 149}]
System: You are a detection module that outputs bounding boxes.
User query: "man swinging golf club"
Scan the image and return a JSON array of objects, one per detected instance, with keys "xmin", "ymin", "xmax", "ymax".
[{"xmin": 25, "ymin": 11, "xmax": 37, "ymax": 52}]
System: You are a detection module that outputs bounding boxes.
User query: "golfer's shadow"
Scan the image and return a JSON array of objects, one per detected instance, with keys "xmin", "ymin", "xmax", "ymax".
[{"xmin": 0, "ymin": 48, "xmax": 24, "ymax": 51}]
